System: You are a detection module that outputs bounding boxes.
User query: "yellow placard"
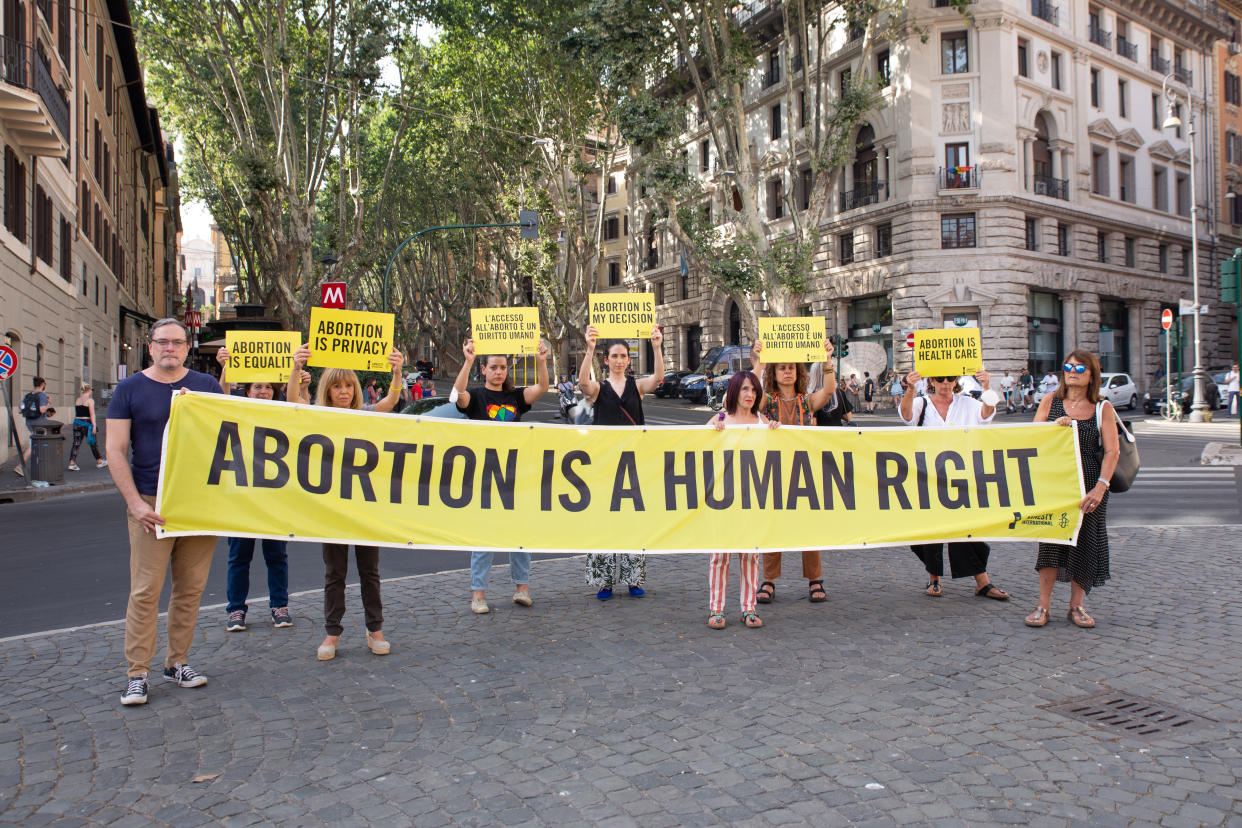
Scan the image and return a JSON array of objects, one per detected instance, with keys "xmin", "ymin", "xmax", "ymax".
[
  {"xmin": 307, "ymin": 307, "xmax": 394, "ymax": 372},
  {"xmin": 757, "ymin": 317, "xmax": 826, "ymax": 363},
  {"xmin": 157, "ymin": 392, "xmax": 1085, "ymax": 553},
  {"xmin": 913, "ymin": 328, "xmax": 983, "ymax": 378},
  {"xmin": 224, "ymin": 331, "xmax": 302, "ymax": 384},
  {"xmin": 470, "ymin": 307, "xmax": 540, "ymax": 355},
  {"xmin": 589, "ymin": 293, "xmax": 656, "ymax": 339}
]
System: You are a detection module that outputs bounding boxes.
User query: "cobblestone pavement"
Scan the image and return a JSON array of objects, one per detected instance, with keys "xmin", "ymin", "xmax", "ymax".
[{"xmin": 2, "ymin": 526, "xmax": 1241, "ymax": 827}]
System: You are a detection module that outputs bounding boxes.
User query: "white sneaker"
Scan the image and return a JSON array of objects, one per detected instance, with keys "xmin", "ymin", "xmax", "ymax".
[
  {"xmin": 120, "ymin": 674, "xmax": 149, "ymax": 705},
  {"xmin": 162, "ymin": 663, "xmax": 207, "ymax": 688},
  {"xmin": 96, "ymin": 459, "xmax": 108, "ymax": 469},
  {"xmin": 67, "ymin": 463, "xmax": 80, "ymax": 471}
]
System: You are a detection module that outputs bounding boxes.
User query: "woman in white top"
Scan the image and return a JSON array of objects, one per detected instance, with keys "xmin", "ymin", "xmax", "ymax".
[{"xmin": 898, "ymin": 370, "xmax": 1010, "ymax": 601}]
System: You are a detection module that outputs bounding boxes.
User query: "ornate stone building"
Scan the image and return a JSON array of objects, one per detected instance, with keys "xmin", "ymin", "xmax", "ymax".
[{"xmin": 629, "ymin": 0, "xmax": 1233, "ymax": 386}]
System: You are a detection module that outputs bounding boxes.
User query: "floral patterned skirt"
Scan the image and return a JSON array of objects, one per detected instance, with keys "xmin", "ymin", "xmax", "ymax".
[{"xmin": 586, "ymin": 553, "xmax": 647, "ymax": 587}]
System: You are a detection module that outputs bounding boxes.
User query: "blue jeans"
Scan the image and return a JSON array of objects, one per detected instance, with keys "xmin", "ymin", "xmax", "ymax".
[
  {"xmin": 470, "ymin": 551, "xmax": 530, "ymax": 592},
  {"xmin": 226, "ymin": 537, "xmax": 290, "ymax": 613}
]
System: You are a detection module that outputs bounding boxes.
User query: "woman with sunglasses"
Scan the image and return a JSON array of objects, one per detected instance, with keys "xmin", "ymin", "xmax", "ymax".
[
  {"xmin": 1025, "ymin": 352, "xmax": 1118, "ymax": 629},
  {"xmin": 899, "ymin": 369, "xmax": 1010, "ymax": 601}
]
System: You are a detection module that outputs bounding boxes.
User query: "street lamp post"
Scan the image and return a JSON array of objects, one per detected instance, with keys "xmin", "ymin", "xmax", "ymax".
[{"xmin": 1162, "ymin": 74, "xmax": 1209, "ymax": 422}]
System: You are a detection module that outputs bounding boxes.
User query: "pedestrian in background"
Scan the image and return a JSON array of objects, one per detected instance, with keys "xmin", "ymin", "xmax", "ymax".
[
  {"xmin": 298, "ymin": 347, "xmax": 404, "ymax": 660},
  {"xmin": 1226, "ymin": 363, "xmax": 1239, "ymax": 417},
  {"xmin": 454, "ymin": 338, "xmax": 550, "ymax": 614},
  {"xmin": 67, "ymin": 384, "xmax": 106, "ymax": 472},
  {"xmin": 890, "ymin": 374, "xmax": 904, "ymax": 410},
  {"xmin": 750, "ymin": 338, "xmax": 835, "ymax": 606},
  {"xmin": 845, "ymin": 372, "xmax": 861, "ymax": 410},
  {"xmin": 899, "ymin": 369, "xmax": 1010, "ymax": 602},
  {"xmin": 11, "ymin": 376, "xmax": 49, "ymax": 477},
  {"xmin": 863, "ymin": 371, "xmax": 876, "ymax": 413},
  {"xmin": 706, "ymin": 371, "xmax": 776, "ymax": 630},
  {"xmin": 107, "ymin": 319, "xmax": 221, "ymax": 706},
  {"xmin": 1026, "ymin": 350, "xmax": 1117, "ymax": 629},
  {"xmin": 577, "ymin": 325, "xmax": 664, "ymax": 600}
]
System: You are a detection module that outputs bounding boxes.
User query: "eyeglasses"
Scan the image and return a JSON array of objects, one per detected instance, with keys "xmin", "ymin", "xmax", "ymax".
[
  {"xmin": 1063, "ymin": 363, "xmax": 1087, "ymax": 374},
  {"xmin": 151, "ymin": 338, "xmax": 188, "ymax": 348}
]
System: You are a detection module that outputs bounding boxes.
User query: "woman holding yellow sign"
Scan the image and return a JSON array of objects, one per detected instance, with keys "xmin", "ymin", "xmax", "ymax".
[
  {"xmin": 576, "ymin": 324, "xmax": 664, "ymax": 600},
  {"xmin": 899, "ymin": 368, "xmax": 1010, "ymax": 602},
  {"xmin": 454, "ymin": 337, "xmax": 550, "ymax": 614},
  {"xmin": 305, "ymin": 346, "xmax": 405, "ymax": 661},
  {"xmin": 749, "ymin": 337, "xmax": 836, "ymax": 606}
]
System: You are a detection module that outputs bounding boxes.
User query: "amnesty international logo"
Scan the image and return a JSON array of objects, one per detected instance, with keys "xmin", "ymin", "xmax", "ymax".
[{"xmin": 1058, "ymin": 512, "xmax": 1070, "ymax": 528}]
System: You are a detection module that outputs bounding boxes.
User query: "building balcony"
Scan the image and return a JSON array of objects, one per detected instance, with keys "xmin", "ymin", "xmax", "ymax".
[
  {"xmin": 1117, "ymin": 37, "xmax": 1138, "ymax": 61},
  {"xmin": 1088, "ymin": 23, "xmax": 1112, "ymax": 49},
  {"xmin": 643, "ymin": 252, "xmax": 660, "ymax": 271},
  {"xmin": 1152, "ymin": 53, "xmax": 1170, "ymax": 74},
  {"xmin": 1174, "ymin": 65, "xmax": 1193, "ymax": 86},
  {"xmin": 1031, "ymin": 0, "xmax": 1058, "ymax": 25},
  {"xmin": 0, "ymin": 36, "xmax": 69, "ymax": 156},
  {"xmin": 940, "ymin": 166, "xmax": 979, "ymax": 189},
  {"xmin": 839, "ymin": 181, "xmax": 887, "ymax": 212},
  {"xmin": 1032, "ymin": 174, "xmax": 1069, "ymax": 200}
]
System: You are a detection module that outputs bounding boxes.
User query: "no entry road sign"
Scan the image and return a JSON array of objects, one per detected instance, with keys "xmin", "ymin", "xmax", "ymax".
[
  {"xmin": 1161, "ymin": 308, "xmax": 1173, "ymax": 331},
  {"xmin": 0, "ymin": 344, "xmax": 16, "ymax": 380}
]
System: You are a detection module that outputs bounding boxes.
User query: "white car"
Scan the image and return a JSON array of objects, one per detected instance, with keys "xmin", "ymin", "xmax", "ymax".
[{"xmin": 1099, "ymin": 373, "xmax": 1139, "ymax": 410}]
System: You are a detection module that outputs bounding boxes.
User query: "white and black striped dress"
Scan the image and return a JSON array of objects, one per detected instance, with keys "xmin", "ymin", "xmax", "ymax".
[{"xmin": 1035, "ymin": 398, "xmax": 1110, "ymax": 591}]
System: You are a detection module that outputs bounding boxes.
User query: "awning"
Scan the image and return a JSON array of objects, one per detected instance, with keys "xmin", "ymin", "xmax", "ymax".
[{"xmin": 119, "ymin": 306, "xmax": 158, "ymax": 326}]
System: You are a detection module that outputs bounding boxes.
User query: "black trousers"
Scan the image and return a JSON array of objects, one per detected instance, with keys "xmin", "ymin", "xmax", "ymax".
[
  {"xmin": 911, "ymin": 542, "xmax": 989, "ymax": 579},
  {"xmin": 322, "ymin": 544, "xmax": 382, "ymax": 635}
]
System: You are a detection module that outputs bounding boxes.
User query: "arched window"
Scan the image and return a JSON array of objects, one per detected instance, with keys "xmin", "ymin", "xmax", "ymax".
[
  {"xmin": 727, "ymin": 301, "xmax": 742, "ymax": 345},
  {"xmin": 853, "ymin": 124, "xmax": 877, "ymax": 188},
  {"xmin": 1033, "ymin": 114, "xmax": 1053, "ymax": 179}
]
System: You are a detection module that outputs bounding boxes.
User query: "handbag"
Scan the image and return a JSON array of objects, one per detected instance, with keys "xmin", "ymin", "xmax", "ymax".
[{"xmin": 1095, "ymin": 401, "xmax": 1139, "ymax": 493}]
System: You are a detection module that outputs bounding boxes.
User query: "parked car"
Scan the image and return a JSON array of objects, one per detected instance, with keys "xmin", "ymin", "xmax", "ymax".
[
  {"xmin": 1143, "ymin": 373, "xmax": 1221, "ymax": 414},
  {"xmin": 400, "ymin": 397, "xmax": 465, "ymax": 418},
  {"xmin": 1099, "ymin": 373, "xmax": 1139, "ymax": 410},
  {"xmin": 415, "ymin": 359, "xmax": 435, "ymax": 378},
  {"xmin": 654, "ymin": 370, "xmax": 693, "ymax": 398},
  {"xmin": 679, "ymin": 345, "xmax": 754, "ymax": 404}
]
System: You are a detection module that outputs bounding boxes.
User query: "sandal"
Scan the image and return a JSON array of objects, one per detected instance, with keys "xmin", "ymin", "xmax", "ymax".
[
  {"xmin": 1024, "ymin": 606, "xmax": 1049, "ymax": 627},
  {"xmin": 975, "ymin": 582, "xmax": 1010, "ymax": 601},
  {"xmin": 1067, "ymin": 606, "xmax": 1096, "ymax": 628},
  {"xmin": 925, "ymin": 580, "xmax": 942, "ymax": 597},
  {"xmin": 707, "ymin": 612, "xmax": 726, "ymax": 630},
  {"xmin": 740, "ymin": 611, "xmax": 763, "ymax": 628},
  {"xmin": 756, "ymin": 581, "xmax": 775, "ymax": 604},
  {"xmin": 808, "ymin": 579, "xmax": 827, "ymax": 603}
]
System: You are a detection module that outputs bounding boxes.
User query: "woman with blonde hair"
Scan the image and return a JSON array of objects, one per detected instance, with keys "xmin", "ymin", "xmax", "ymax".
[
  {"xmin": 749, "ymin": 338, "xmax": 836, "ymax": 605},
  {"xmin": 292, "ymin": 347, "xmax": 404, "ymax": 660},
  {"xmin": 67, "ymin": 384, "xmax": 106, "ymax": 471}
]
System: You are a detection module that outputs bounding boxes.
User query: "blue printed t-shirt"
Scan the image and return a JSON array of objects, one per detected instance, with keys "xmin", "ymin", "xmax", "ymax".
[
  {"xmin": 107, "ymin": 369, "xmax": 222, "ymax": 495},
  {"xmin": 458, "ymin": 387, "xmax": 531, "ymax": 423}
]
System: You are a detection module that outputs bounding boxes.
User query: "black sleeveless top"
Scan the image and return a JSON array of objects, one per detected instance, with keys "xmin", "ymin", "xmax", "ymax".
[
  {"xmin": 594, "ymin": 376, "xmax": 644, "ymax": 425},
  {"xmin": 75, "ymin": 404, "xmax": 91, "ymax": 418}
]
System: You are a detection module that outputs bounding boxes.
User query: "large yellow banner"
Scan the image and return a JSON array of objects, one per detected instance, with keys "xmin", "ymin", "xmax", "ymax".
[{"xmin": 156, "ymin": 392, "xmax": 1084, "ymax": 552}]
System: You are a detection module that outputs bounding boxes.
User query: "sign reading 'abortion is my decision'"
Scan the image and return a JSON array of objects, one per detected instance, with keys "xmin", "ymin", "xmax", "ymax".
[
  {"xmin": 470, "ymin": 307, "xmax": 540, "ymax": 355},
  {"xmin": 157, "ymin": 392, "xmax": 1085, "ymax": 554},
  {"xmin": 913, "ymin": 329, "xmax": 983, "ymax": 378},
  {"xmin": 307, "ymin": 307, "xmax": 394, "ymax": 372},
  {"xmin": 589, "ymin": 293, "xmax": 656, "ymax": 339},
  {"xmin": 757, "ymin": 317, "xmax": 826, "ymax": 363},
  {"xmin": 224, "ymin": 331, "xmax": 303, "ymax": 383}
]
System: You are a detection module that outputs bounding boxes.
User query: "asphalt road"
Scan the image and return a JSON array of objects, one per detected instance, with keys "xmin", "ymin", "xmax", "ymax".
[{"xmin": 1, "ymin": 395, "xmax": 1236, "ymax": 637}]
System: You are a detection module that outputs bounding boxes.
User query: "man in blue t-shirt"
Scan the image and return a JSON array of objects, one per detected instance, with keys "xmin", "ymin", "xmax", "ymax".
[{"xmin": 107, "ymin": 318, "xmax": 222, "ymax": 706}]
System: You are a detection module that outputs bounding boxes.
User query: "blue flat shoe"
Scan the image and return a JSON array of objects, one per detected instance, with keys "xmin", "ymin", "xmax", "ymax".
[
  {"xmin": 628, "ymin": 586, "xmax": 644, "ymax": 597},
  {"xmin": 596, "ymin": 588, "xmax": 613, "ymax": 601}
]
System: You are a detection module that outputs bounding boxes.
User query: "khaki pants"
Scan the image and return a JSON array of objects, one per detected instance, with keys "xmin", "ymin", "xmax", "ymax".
[
  {"xmin": 124, "ymin": 495, "xmax": 216, "ymax": 677},
  {"xmin": 762, "ymin": 550, "xmax": 822, "ymax": 583}
]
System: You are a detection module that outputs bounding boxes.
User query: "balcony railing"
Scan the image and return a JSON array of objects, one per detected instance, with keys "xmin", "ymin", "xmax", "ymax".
[
  {"xmin": 1, "ymin": 36, "xmax": 69, "ymax": 141},
  {"xmin": 1152, "ymin": 52, "xmax": 1170, "ymax": 74},
  {"xmin": 1174, "ymin": 65, "xmax": 1193, "ymax": 86},
  {"xmin": 1031, "ymin": 0, "xmax": 1058, "ymax": 25},
  {"xmin": 1088, "ymin": 22, "xmax": 1112, "ymax": 49},
  {"xmin": 644, "ymin": 252, "xmax": 660, "ymax": 270},
  {"xmin": 839, "ymin": 181, "xmax": 887, "ymax": 211},
  {"xmin": 940, "ymin": 166, "xmax": 980, "ymax": 189},
  {"xmin": 1032, "ymin": 174, "xmax": 1069, "ymax": 200},
  {"xmin": 1117, "ymin": 37, "xmax": 1138, "ymax": 61}
]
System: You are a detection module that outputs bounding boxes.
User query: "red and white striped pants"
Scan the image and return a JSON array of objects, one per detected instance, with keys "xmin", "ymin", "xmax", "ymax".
[{"xmin": 708, "ymin": 552, "xmax": 760, "ymax": 614}]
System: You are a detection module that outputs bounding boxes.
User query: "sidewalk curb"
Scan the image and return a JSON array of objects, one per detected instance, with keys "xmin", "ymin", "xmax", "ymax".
[
  {"xmin": 0, "ymin": 479, "xmax": 114, "ymax": 505},
  {"xmin": 1202, "ymin": 441, "xmax": 1242, "ymax": 465}
]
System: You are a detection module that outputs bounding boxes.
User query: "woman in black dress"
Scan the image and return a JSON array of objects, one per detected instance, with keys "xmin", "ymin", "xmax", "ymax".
[
  {"xmin": 576, "ymin": 324, "xmax": 664, "ymax": 599},
  {"xmin": 1026, "ymin": 349, "xmax": 1119, "ymax": 628}
]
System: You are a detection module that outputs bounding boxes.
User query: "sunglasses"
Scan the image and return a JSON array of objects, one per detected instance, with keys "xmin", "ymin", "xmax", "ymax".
[
  {"xmin": 1063, "ymin": 363, "xmax": 1088, "ymax": 374},
  {"xmin": 930, "ymin": 376, "xmax": 954, "ymax": 383}
]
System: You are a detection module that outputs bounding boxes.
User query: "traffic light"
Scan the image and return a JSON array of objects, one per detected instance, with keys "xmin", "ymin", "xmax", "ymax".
[
  {"xmin": 840, "ymin": 337, "xmax": 850, "ymax": 358},
  {"xmin": 1221, "ymin": 250, "xmax": 1242, "ymax": 305}
]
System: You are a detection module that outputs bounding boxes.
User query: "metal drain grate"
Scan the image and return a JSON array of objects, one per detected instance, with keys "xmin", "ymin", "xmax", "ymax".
[{"xmin": 1042, "ymin": 691, "xmax": 1213, "ymax": 737}]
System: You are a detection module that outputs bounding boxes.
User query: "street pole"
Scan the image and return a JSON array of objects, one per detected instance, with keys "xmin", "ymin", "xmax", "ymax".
[
  {"xmin": 1165, "ymin": 324, "xmax": 1172, "ymax": 415},
  {"xmin": 380, "ymin": 213, "xmax": 539, "ymax": 313}
]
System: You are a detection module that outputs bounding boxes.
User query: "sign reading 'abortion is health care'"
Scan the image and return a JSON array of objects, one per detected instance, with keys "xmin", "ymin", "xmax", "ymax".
[
  {"xmin": 157, "ymin": 392, "xmax": 1085, "ymax": 554},
  {"xmin": 913, "ymin": 329, "xmax": 983, "ymax": 377}
]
